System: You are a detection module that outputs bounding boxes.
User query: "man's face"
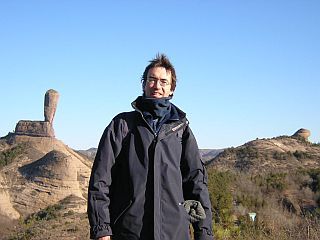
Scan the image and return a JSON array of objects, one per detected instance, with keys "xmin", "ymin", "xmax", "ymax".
[{"xmin": 144, "ymin": 67, "xmax": 174, "ymax": 98}]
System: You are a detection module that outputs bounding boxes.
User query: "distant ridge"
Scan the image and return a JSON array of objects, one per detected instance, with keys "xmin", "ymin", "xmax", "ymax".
[{"xmin": 208, "ymin": 131, "xmax": 320, "ymax": 174}]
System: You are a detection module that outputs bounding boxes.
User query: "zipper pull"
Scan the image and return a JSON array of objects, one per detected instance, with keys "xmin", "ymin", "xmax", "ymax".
[{"xmin": 153, "ymin": 135, "xmax": 158, "ymax": 142}]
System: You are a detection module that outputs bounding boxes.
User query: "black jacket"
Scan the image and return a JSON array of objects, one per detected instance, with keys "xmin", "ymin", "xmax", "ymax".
[{"xmin": 87, "ymin": 100, "xmax": 214, "ymax": 240}]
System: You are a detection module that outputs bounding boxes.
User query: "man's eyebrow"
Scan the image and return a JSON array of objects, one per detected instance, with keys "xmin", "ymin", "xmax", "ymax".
[{"xmin": 148, "ymin": 76, "xmax": 169, "ymax": 81}]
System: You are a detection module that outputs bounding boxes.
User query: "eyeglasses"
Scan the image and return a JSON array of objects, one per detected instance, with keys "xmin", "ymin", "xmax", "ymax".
[{"xmin": 146, "ymin": 77, "xmax": 171, "ymax": 87}]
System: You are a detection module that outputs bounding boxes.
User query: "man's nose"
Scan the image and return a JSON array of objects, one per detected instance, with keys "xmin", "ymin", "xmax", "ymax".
[{"xmin": 154, "ymin": 80, "xmax": 162, "ymax": 88}]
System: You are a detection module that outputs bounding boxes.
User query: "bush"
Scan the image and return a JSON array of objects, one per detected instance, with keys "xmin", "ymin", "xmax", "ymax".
[
  {"xmin": 272, "ymin": 151, "xmax": 293, "ymax": 160},
  {"xmin": 253, "ymin": 173, "xmax": 287, "ymax": 192},
  {"xmin": 265, "ymin": 173, "xmax": 287, "ymax": 191},
  {"xmin": 0, "ymin": 143, "xmax": 26, "ymax": 168},
  {"xmin": 293, "ymin": 150, "xmax": 312, "ymax": 160},
  {"xmin": 25, "ymin": 203, "xmax": 64, "ymax": 225},
  {"xmin": 207, "ymin": 169, "xmax": 234, "ymax": 227},
  {"xmin": 307, "ymin": 169, "xmax": 320, "ymax": 193}
]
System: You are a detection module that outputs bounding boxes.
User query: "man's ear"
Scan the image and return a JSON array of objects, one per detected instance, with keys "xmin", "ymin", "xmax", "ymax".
[{"xmin": 142, "ymin": 81, "xmax": 146, "ymax": 93}]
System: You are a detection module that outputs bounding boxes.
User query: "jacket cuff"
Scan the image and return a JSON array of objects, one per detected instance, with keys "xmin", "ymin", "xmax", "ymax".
[
  {"xmin": 194, "ymin": 229, "xmax": 214, "ymax": 240},
  {"xmin": 90, "ymin": 224, "xmax": 112, "ymax": 239}
]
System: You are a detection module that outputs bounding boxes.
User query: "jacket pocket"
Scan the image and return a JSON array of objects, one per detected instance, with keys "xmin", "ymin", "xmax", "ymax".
[
  {"xmin": 113, "ymin": 200, "xmax": 133, "ymax": 225},
  {"xmin": 179, "ymin": 201, "xmax": 191, "ymax": 222}
]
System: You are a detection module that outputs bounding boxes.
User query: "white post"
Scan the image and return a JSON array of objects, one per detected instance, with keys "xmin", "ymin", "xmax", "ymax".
[{"xmin": 248, "ymin": 212, "xmax": 256, "ymax": 222}]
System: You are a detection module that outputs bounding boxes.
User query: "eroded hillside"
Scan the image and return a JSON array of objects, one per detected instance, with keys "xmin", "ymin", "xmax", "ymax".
[
  {"xmin": 209, "ymin": 135, "xmax": 320, "ymax": 173},
  {"xmin": 0, "ymin": 134, "xmax": 92, "ymax": 222}
]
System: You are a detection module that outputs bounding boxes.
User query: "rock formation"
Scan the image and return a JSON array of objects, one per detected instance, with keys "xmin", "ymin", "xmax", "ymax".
[
  {"xmin": 14, "ymin": 89, "xmax": 59, "ymax": 137},
  {"xmin": 15, "ymin": 120, "xmax": 55, "ymax": 137},
  {"xmin": 292, "ymin": 128, "xmax": 311, "ymax": 141},
  {"xmin": 0, "ymin": 174, "xmax": 20, "ymax": 220},
  {"xmin": 0, "ymin": 136, "xmax": 92, "ymax": 219},
  {"xmin": 20, "ymin": 150, "xmax": 79, "ymax": 182},
  {"xmin": 44, "ymin": 89, "xmax": 59, "ymax": 124},
  {"xmin": 0, "ymin": 89, "xmax": 92, "ymax": 233}
]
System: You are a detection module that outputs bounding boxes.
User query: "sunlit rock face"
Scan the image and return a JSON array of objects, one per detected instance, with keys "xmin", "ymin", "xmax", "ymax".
[
  {"xmin": 0, "ymin": 89, "xmax": 92, "ymax": 222},
  {"xmin": 44, "ymin": 89, "xmax": 59, "ymax": 124},
  {"xmin": 293, "ymin": 128, "xmax": 311, "ymax": 141},
  {"xmin": 14, "ymin": 89, "xmax": 59, "ymax": 137},
  {"xmin": 15, "ymin": 120, "xmax": 55, "ymax": 137}
]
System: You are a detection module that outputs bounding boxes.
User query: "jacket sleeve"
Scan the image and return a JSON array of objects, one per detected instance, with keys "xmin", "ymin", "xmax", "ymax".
[
  {"xmin": 87, "ymin": 116, "xmax": 126, "ymax": 239},
  {"xmin": 181, "ymin": 125, "xmax": 214, "ymax": 240}
]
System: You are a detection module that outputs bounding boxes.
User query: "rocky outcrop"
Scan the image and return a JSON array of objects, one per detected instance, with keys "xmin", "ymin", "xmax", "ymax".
[
  {"xmin": 20, "ymin": 150, "xmax": 80, "ymax": 184},
  {"xmin": 15, "ymin": 120, "xmax": 54, "ymax": 137},
  {"xmin": 13, "ymin": 89, "xmax": 59, "ymax": 138},
  {"xmin": 0, "ymin": 89, "xmax": 92, "ymax": 230},
  {"xmin": 15, "ymin": 150, "xmax": 85, "ymax": 213},
  {"xmin": 44, "ymin": 89, "xmax": 59, "ymax": 124},
  {"xmin": 0, "ymin": 174, "xmax": 20, "ymax": 220},
  {"xmin": 0, "ymin": 135, "xmax": 92, "ymax": 219},
  {"xmin": 293, "ymin": 128, "xmax": 311, "ymax": 141}
]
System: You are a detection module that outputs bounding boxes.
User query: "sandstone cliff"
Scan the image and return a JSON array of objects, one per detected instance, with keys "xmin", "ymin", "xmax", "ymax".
[{"xmin": 0, "ymin": 134, "xmax": 92, "ymax": 220}]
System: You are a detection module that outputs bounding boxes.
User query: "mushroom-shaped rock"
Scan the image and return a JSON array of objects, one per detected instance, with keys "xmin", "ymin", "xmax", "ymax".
[{"xmin": 292, "ymin": 128, "xmax": 311, "ymax": 141}]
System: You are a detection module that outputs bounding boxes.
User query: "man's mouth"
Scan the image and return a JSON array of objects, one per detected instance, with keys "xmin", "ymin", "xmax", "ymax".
[{"xmin": 151, "ymin": 92, "xmax": 161, "ymax": 96}]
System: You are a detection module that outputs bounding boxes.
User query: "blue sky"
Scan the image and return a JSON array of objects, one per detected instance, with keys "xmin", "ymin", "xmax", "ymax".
[{"xmin": 1, "ymin": 1, "xmax": 319, "ymax": 150}]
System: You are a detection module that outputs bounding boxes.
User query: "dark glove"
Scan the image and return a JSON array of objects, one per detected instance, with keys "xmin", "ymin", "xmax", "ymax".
[{"xmin": 183, "ymin": 200, "xmax": 206, "ymax": 223}]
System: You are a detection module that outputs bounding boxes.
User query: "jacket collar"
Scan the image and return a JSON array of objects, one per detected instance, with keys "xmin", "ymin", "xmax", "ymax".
[{"xmin": 131, "ymin": 96, "xmax": 186, "ymax": 121}]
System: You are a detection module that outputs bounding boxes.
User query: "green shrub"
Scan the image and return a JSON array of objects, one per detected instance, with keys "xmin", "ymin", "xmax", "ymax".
[
  {"xmin": 307, "ymin": 168, "xmax": 320, "ymax": 193},
  {"xmin": 9, "ymin": 228, "xmax": 37, "ymax": 240},
  {"xmin": 207, "ymin": 169, "xmax": 234, "ymax": 226},
  {"xmin": 25, "ymin": 203, "xmax": 64, "ymax": 225},
  {"xmin": 265, "ymin": 173, "xmax": 287, "ymax": 191},
  {"xmin": 272, "ymin": 151, "xmax": 293, "ymax": 160},
  {"xmin": 254, "ymin": 173, "xmax": 287, "ymax": 192},
  {"xmin": 236, "ymin": 146, "xmax": 259, "ymax": 159},
  {"xmin": 0, "ymin": 143, "xmax": 27, "ymax": 168},
  {"xmin": 293, "ymin": 150, "xmax": 312, "ymax": 159},
  {"xmin": 236, "ymin": 194, "xmax": 265, "ymax": 209}
]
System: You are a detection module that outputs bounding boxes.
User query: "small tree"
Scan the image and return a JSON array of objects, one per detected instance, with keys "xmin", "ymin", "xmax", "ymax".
[{"xmin": 207, "ymin": 169, "xmax": 234, "ymax": 226}]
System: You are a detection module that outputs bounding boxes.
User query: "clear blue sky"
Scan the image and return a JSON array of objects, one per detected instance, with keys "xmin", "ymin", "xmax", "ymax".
[{"xmin": 1, "ymin": 1, "xmax": 319, "ymax": 150}]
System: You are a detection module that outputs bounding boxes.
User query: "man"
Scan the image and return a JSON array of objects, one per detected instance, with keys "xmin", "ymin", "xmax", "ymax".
[{"xmin": 87, "ymin": 54, "xmax": 214, "ymax": 240}]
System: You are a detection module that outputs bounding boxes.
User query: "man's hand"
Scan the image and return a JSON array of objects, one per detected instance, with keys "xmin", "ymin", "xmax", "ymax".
[{"xmin": 98, "ymin": 236, "xmax": 111, "ymax": 240}]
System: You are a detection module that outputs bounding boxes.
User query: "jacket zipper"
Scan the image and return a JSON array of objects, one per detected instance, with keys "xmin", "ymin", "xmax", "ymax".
[
  {"xmin": 133, "ymin": 104, "xmax": 184, "ymax": 239},
  {"xmin": 152, "ymin": 135, "xmax": 161, "ymax": 239},
  {"xmin": 113, "ymin": 200, "xmax": 133, "ymax": 225}
]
